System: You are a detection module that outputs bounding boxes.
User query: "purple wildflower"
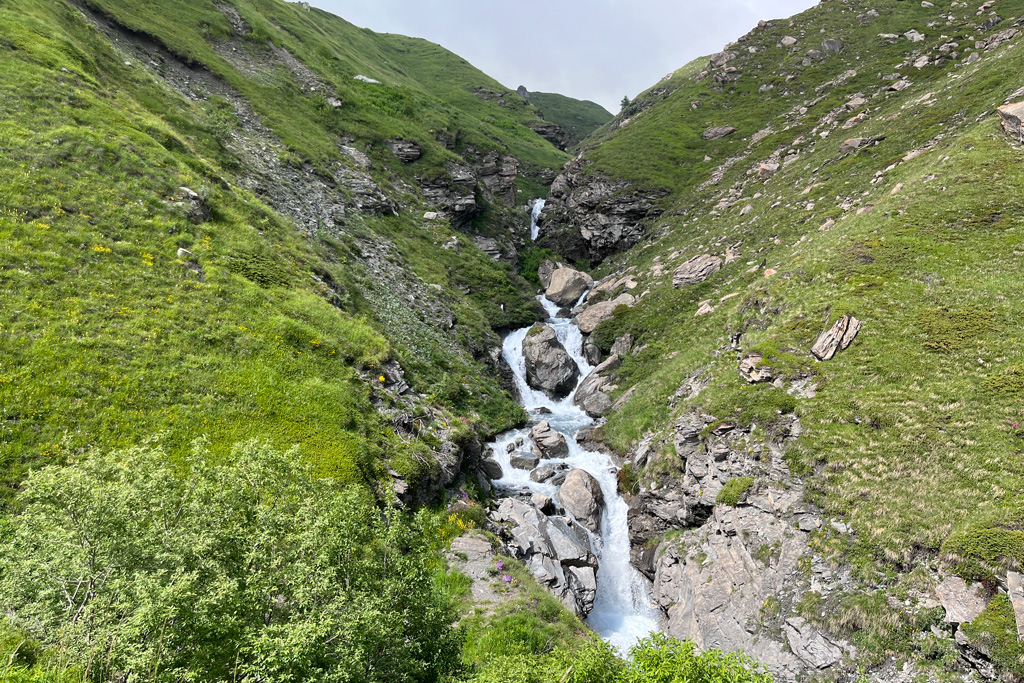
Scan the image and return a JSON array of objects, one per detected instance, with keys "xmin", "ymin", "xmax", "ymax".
[{"xmin": 501, "ymin": 575, "xmax": 512, "ymax": 583}]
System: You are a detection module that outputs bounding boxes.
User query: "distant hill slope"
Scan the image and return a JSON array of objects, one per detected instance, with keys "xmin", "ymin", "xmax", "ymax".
[{"xmin": 526, "ymin": 90, "xmax": 614, "ymax": 147}]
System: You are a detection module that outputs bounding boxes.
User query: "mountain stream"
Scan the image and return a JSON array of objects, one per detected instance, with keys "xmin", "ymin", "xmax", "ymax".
[{"xmin": 487, "ymin": 295, "xmax": 660, "ymax": 654}]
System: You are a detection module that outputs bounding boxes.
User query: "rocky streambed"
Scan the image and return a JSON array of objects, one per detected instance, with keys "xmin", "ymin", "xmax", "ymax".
[{"xmin": 483, "ymin": 293, "xmax": 660, "ymax": 654}]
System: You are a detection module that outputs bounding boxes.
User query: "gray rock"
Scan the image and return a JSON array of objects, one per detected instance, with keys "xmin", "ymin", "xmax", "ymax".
[
  {"xmin": 558, "ymin": 469, "xmax": 605, "ymax": 533},
  {"xmin": 709, "ymin": 51, "xmax": 737, "ymax": 68},
  {"xmin": 584, "ymin": 342, "xmax": 602, "ymax": 367},
  {"xmin": 905, "ymin": 29, "xmax": 925, "ymax": 43},
  {"xmin": 492, "ymin": 497, "xmax": 598, "ymax": 616},
  {"xmin": 531, "ymin": 464, "xmax": 568, "ymax": 484},
  {"xmin": 546, "ymin": 267, "xmax": 594, "ymax": 307},
  {"xmin": 510, "ymin": 453, "xmax": 540, "ymax": 470},
  {"xmin": 1007, "ymin": 571, "xmax": 1024, "ymax": 640},
  {"xmin": 673, "ymin": 254, "xmax": 723, "ymax": 288},
  {"xmin": 703, "ymin": 126, "xmax": 737, "ymax": 141},
  {"xmin": 574, "ymin": 355, "xmax": 622, "ymax": 417},
  {"xmin": 531, "ymin": 493, "xmax": 557, "ymax": 515},
  {"xmin": 611, "ymin": 333, "xmax": 635, "ymax": 356},
  {"xmin": 781, "ymin": 36, "xmax": 798, "ymax": 47},
  {"xmin": 574, "ymin": 293, "xmax": 636, "ymax": 334},
  {"xmin": 385, "ymin": 139, "xmax": 422, "ymax": 163},
  {"xmin": 785, "ymin": 617, "xmax": 844, "ymax": 669},
  {"xmin": 739, "ymin": 353, "xmax": 773, "ymax": 383},
  {"xmin": 822, "ymin": 38, "xmax": 844, "ymax": 53},
  {"xmin": 998, "ymin": 102, "xmax": 1024, "ymax": 141},
  {"xmin": 811, "ymin": 314, "xmax": 862, "ymax": 361},
  {"xmin": 538, "ymin": 259, "xmax": 558, "ymax": 289},
  {"xmin": 481, "ymin": 457, "xmax": 504, "ymax": 479},
  {"xmin": 523, "ymin": 325, "xmax": 580, "ymax": 399},
  {"xmin": 531, "ymin": 420, "xmax": 569, "ymax": 458},
  {"xmin": 937, "ymin": 576, "xmax": 988, "ymax": 624}
]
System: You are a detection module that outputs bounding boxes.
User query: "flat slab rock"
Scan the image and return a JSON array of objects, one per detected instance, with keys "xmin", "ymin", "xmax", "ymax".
[
  {"xmin": 936, "ymin": 575, "xmax": 988, "ymax": 624},
  {"xmin": 703, "ymin": 126, "xmax": 736, "ymax": 140},
  {"xmin": 999, "ymin": 102, "xmax": 1024, "ymax": 140},
  {"xmin": 811, "ymin": 314, "xmax": 862, "ymax": 361},
  {"xmin": 673, "ymin": 254, "xmax": 723, "ymax": 288}
]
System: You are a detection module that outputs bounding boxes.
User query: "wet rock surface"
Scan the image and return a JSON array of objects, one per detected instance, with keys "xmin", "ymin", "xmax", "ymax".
[
  {"xmin": 531, "ymin": 420, "xmax": 569, "ymax": 458},
  {"xmin": 522, "ymin": 325, "xmax": 580, "ymax": 399},
  {"xmin": 558, "ymin": 469, "xmax": 605, "ymax": 533}
]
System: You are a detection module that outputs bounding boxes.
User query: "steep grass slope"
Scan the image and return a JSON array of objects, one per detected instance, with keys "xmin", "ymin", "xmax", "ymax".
[
  {"xmin": 0, "ymin": 0, "xmax": 578, "ymax": 501},
  {"xmin": 541, "ymin": 0, "xmax": 1024, "ymax": 676}
]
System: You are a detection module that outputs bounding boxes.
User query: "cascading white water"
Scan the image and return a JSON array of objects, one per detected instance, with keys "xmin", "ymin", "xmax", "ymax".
[
  {"xmin": 529, "ymin": 198, "xmax": 546, "ymax": 241},
  {"xmin": 489, "ymin": 295, "xmax": 660, "ymax": 654}
]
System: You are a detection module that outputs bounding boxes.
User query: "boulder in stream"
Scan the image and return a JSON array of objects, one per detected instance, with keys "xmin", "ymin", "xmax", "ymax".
[
  {"xmin": 545, "ymin": 267, "xmax": 594, "ymax": 307},
  {"xmin": 522, "ymin": 324, "xmax": 580, "ymax": 399},
  {"xmin": 531, "ymin": 420, "xmax": 569, "ymax": 458},
  {"xmin": 574, "ymin": 355, "xmax": 621, "ymax": 417},
  {"xmin": 558, "ymin": 468, "xmax": 605, "ymax": 533}
]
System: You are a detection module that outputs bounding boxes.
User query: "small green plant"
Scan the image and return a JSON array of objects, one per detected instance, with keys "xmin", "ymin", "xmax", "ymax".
[{"xmin": 716, "ymin": 477, "xmax": 755, "ymax": 507}]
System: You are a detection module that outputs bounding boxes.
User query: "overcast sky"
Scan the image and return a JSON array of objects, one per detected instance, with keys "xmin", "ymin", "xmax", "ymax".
[{"xmin": 309, "ymin": 0, "xmax": 817, "ymax": 113}]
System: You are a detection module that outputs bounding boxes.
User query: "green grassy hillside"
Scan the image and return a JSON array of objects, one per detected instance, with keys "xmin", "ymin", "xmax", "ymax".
[
  {"xmin": 552, "ymin": 0, "xmax": 1024, "ymax": 674},
  {"xmin": 0, "ymin": 0, "xmax": 579, "ymax": 501},
  {"xmin": 527, "ymin": 91, "xmax": 613, "ymax": 147}
]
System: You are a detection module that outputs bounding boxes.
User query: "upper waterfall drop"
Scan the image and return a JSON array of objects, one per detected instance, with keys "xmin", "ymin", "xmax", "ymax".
[{"xmin": 530, "ymin": 198, "xmax": 546, "ymax": 241}]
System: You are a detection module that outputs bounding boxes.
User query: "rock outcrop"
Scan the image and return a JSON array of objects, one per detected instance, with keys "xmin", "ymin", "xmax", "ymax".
[
  {"xmin": 522, "ymin": 325, "xmax": 580, "ymax": 399},
  {"xmin": 492, "ymin": 497, "xmax": 599, "ymax": 616},
  {"xmin": 385, "ymin": 138, "xmax": 422, "ymax": 163},
  {"xmin": 673, "ymin": 254, "xmax": 723, "ymax": 288},
  {"xmin": 558, "ymin": 469, "xmax": 605, "ymax": 533},
  {"xmin": 540, "ymin": 158, "xmax": 666, "ymax": 264},
  {"xmin": 738, "ymin": 353, "xmax": 773, "ymax": 383},
  {"xmin": 545, "ymin": 267, "xmax": 594, "ymax": 307},
  {"xmin": 574, "ymin": 355, "xmax": 621, "ymax": 417},
  {"xmin": 936, "ymin": 576, "xmax": 988, "ymax": 624},
  {"xmin": 810, "ymin": 314, "xmax": 861, "ymax": 361}
]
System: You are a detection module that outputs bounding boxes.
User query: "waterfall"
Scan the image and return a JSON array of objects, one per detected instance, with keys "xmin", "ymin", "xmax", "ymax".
[
  {"xmin": 489, "ymin": 295, "xmax": 660, "ymax": 654},
  {"xmin": 529, "ymin": 198, "xmax": 546, "ymax": 241}
]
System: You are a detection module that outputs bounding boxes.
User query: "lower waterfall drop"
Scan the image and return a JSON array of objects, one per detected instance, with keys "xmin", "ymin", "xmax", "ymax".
[{"xmin": 489, "ymin": 295, "xmax": 660, "ymax": 654}]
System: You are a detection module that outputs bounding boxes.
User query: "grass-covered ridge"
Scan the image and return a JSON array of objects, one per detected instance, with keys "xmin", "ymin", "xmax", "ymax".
[{"xmin": 527, "ymin": 91, "xmax": 614, "ymax": 148}]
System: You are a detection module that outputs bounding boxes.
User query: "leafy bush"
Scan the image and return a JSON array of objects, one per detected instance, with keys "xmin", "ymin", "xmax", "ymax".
[
  {"xmin": 626, "ymin": 633, "xmax": 773, "ymax": 683},
  {"xmin": 0, "ymin": 440, "xmax": 461, "ymax": 683}
]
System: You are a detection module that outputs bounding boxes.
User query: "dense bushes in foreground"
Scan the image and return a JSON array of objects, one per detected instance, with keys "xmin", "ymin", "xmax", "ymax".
[{"xmin": 0, "ymin": 441, "xmax": 773, "ymax": 683}]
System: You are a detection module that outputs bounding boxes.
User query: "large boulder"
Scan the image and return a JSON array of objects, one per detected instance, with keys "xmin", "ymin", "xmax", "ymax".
[
  {"xmin": 531, "ymin": 420, "xmax": 569, "ymax": 458},
  {"xmin": 998, "ymin": 102, "xmax": 1024, "ymax": 140},
  {"xmin": 810, "ymin": 314, "xmax": 862, "ymax": 361},
  {"xmin": 523, "ymin": 325, "xmax": 580, "ymax": 399},
  {"xmin": 574, "ymin": 293, "xmax": 636, "ymax": 334},
  {"xmin": 673, "ymin": 254, "xmax": 723, "ymax": 288},
  {"xmin": 546, "ymin": 267, "xmax": 594, "ymax": 307},
  {"xmin": 558, "ymin": 469, "xmax": 605, "ymax": 533},
  {"xmin": 574, "ymin": 355, "xmax": 621, "ymax": 417}
]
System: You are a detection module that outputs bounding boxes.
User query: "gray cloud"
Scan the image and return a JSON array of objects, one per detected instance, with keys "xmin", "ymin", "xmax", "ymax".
[{"xmin": 309, "ymin": 0, "xmax": 816, "ymax": 113}]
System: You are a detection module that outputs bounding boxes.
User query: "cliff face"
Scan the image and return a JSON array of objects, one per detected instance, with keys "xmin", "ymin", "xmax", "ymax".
[{"xmin": 532, "ymin": 0, "xmax": 1024, "ymax": 679}]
